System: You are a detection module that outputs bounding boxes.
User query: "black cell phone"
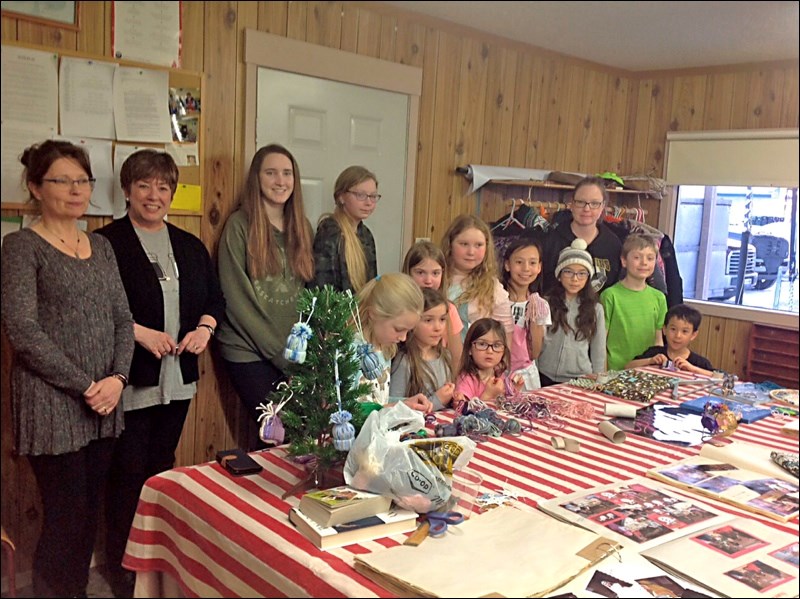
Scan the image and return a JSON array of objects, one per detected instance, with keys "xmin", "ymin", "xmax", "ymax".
[{"xmin": 215, "ymin": 448, "xmax": 263, "ymax": 476}]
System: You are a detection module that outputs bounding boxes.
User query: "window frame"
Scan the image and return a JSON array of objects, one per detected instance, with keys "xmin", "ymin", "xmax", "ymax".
[{"xmin": 661, "ymin": 130, "xmax": 799, "ymax": 331}]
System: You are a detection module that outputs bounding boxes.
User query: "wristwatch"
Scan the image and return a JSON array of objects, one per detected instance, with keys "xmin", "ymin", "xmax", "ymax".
[{"xmin": 197, "ymin": 323, "xmax": 215, "ymax": 336}]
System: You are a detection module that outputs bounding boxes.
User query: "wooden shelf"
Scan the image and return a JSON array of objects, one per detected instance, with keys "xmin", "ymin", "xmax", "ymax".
[
  {"xmin": 484, "ymin": 179, "xmax": 657, "ymax": 196},
  {"xmin": 746, "ymin": 324, "xmax": 799, "ymax": 387}
]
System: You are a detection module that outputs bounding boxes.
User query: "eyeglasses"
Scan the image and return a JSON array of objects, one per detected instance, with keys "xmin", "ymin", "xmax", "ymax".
[
  {"xmin": 42, "ymin": 177, "xmax": 96, "ymax": 190},
  {"xmin": 348, "ymin": 190, "xmax": 382, "ymax": 203},
  {"xmin": 471, "ymin": 340, "xmax": 505, "ymax": 352},
  {"xmin": 561, "ymin": 269, "xmax": 590, "ymax": 280},
  {"xmin": 571, "ymin": 199, "xmax": 603, "ymax": 210}
]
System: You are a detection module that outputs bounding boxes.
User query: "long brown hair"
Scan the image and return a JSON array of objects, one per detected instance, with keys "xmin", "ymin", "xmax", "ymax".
[
  {"xmin": 546, "ymin": 281, "xmax": 600, "ymax": 342},
  {"xmin": 441, "ymin": 215, "xmax": 498, "ymax": 313},
  {"xmin": 326, "ymin": 165, "xmax": 377, "ymax": 292},
  {"xmin": 240, "ymin": 144, "xmax": 314, "ymax": 281},
  {"xmin": 394, "ymin": 288, "xmax": 453, "ymax": 395}
]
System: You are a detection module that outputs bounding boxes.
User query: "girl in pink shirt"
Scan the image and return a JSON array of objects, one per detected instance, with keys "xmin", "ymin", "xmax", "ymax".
[{"xmin": 455, "ymin": 318, "xmax": 510, "ymax": 403}]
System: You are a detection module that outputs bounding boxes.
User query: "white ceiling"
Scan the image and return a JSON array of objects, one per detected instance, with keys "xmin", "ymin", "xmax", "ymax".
[{"xmin": 379, "ymin": 1, "xmax": 800, "ymax": 72}]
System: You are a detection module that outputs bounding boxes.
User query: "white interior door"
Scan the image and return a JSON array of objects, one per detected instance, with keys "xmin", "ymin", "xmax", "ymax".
[{"xmin": 257, "ymin": 68, "xmax": 409, "ymax": 273}]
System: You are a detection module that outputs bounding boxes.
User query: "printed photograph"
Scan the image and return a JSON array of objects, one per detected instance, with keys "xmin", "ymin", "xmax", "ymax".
[
  {"xmin": 607, "ymin": 515, "xmax": 672, "ymax": 544},
  {"xmin": 725, "ymin": 559, "xmax": 795, "ymax": 592},
  {"xmin": 585, "ymin": 570, "xmax": 634, "ymax": 598},
  {"xmin": 636, "ymin": 575, "xmax": 686, "ymax": 598},
  {"xmin": 745, "ymin": 480, "xmax": 800, "ymax": 517},
  {"xmin": 692, "ymin": 525, "xmax": 768, "ymax": 558},
  {"xmin": 561, "ymin": 495, "xmax": 617, "ymax": 517},
  {"xmin": 695, "ymin": 475, "xmax": 741, "ymax": 494},
  {"xmin": 659, "ymin": 464, "xmax": 713, "ymax": 485},
  {"xmin": 770, "ymin": 542, "xmax": 799, "ymax": 568},
  {"xmin": 696, "ymin": 462, "xmax": 738, "ymax": 472}
]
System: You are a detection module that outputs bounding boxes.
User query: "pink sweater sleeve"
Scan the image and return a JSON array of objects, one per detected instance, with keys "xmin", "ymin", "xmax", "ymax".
[
  {"xmin": 455, "ymin": 373, "xmax": 485, "ymax": 399},
  {"xmin": 492, "ymin": 279, "xmax": 515, "ymax": 335}
]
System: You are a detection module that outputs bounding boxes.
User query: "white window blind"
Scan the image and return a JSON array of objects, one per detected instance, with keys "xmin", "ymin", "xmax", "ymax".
[{"xmin": 665, "ymin": 129, "xmax": 799, "ymax": 187}]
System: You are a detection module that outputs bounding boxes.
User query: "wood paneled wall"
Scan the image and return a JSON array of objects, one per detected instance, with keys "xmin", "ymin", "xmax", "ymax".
[{"xmin": 2, "ymin": 0, "xmax": 798, "ymax": 578}]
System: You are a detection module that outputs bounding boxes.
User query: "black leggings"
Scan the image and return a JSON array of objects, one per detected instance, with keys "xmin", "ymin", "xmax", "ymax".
[
  {"xmin": 28, "ymin": 437, "xmax": 116, "ymax": 597},
  {"xmin": 104, "ymin": 400, "xmax": 191, "ymax": 574},
  {"xmin": 223, "ymin": 359, "xmax": 285, "ymax": 424}
]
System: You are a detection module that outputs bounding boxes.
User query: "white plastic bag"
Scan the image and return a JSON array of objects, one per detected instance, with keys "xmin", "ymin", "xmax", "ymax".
[{"xmin": 344, "ymin": 402, "xmax": 476, "ymax": 513}]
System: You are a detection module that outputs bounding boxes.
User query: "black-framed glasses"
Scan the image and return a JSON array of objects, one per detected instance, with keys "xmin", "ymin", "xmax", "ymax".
[
  {"xmin": 347, "ymin": 190, "xmax": 381, "ymax": 203},
  {"xmin": 571, "ymin": 199, "xmax": 603, "ymax": 210},
  {"xmin": 471, "ymin": 340, "xmax": 505, "ymax": 352},
  {"xmin": 42, "ymin": 177, "xmax": 96, "ymax": 190},
  {"xmin": 561, "ymin": 268, "xmax": 590, "ymax": 280}
]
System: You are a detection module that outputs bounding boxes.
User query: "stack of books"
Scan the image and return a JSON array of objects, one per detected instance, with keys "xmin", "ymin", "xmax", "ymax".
[{"xmin": 288, "ymin": 485, "xmax": 417, "ymax": 550}]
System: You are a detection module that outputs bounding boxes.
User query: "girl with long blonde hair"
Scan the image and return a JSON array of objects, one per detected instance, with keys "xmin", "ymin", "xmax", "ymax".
[
  {"xmin": 441, "ymin": 214, "xmax": 514, "ymax": 341},
  {"xmin": 313, "ymin": 165, "xmax": 379, "ymax": 292}
]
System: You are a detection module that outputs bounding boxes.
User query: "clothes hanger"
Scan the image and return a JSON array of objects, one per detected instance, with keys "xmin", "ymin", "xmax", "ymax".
[{"xmin": 503, "ymin": 198, "xmax": 526, "ymax": 229}]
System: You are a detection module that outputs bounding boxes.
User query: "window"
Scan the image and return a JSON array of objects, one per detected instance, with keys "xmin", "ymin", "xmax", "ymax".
[{"xmin": 663, "ymin": 130, "xmax": 799, "ymax": 328}]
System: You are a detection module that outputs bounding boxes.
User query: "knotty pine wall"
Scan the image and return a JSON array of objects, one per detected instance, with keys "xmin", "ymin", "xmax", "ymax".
[{"xmin": 1, "ymin": 1, "xmax": 798, "ymax": 577}]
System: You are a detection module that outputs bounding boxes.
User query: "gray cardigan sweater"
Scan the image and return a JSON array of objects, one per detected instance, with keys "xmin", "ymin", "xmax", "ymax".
[{"xmin": 1, "ymin": 229, "xmax": 134, "ymax": 455}]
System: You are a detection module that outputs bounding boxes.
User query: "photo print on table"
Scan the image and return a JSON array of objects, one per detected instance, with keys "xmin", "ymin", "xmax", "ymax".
[{"xmin": 692, "ymin": 525, "xmax": 769, "ymax": 558}]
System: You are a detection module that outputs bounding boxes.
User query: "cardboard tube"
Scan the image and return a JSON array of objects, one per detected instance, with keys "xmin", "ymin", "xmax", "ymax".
[
  {"xmin": 604, "ymin": 404, "xmax": 638, "ymax": 418},
  {"xmin": 599, "ymin": 420, "xmax": 627, "ymax": 444}
]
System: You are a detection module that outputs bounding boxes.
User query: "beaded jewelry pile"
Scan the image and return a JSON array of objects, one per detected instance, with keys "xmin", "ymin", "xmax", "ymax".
[{"xmin": 596, "ymin": 370, "xmax": 675, "ymax": 402}]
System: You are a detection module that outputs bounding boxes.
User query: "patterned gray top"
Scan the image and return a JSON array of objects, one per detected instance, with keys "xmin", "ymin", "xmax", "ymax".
[{"xmin": 1, "ymin": 229, "xmax": 134, "ymax": 456}]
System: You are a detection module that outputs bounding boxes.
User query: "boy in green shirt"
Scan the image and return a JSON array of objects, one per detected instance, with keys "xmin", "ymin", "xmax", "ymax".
[{"xmin": 600, "ymin": 234, "xmax": 667, "ymax": 370}]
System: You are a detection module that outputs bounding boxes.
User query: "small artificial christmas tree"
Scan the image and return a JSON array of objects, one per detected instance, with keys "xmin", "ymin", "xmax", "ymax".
[{"xmin": 267, "ymin": 285, "xmax": 370, "ymax": 489}]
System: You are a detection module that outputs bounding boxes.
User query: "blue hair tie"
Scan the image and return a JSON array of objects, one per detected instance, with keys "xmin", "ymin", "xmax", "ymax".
[{"xmin": 375, "ymin": 274, "xmax": 381, "ymax": 281}]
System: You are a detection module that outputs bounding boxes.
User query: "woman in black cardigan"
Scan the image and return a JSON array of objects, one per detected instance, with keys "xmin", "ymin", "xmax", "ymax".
[{"xmin": 97, "ymin": 149, "xmax": 225, "ymax": 598}]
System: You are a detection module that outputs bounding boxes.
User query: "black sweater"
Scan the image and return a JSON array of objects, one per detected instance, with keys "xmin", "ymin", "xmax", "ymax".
[{"xmin": 97, "ymin": 216, "xmax": 225, "ymax": 387}]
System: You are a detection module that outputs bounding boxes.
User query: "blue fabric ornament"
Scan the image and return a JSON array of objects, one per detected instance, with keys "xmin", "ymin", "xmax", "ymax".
[
  {"xmin": 357, "ymin": 342, "xmax": 382, "ymax": 380},
  {"xmin": 330, "ymin": 410, "xmax": 355, "ymax": 451},
  {"xmin": 283, "ymin": 297, "xmax": 317, "ymax": 364},
  {"xmin": 283, "ymin": 322, "xmax": 313, "ymax": 364}
]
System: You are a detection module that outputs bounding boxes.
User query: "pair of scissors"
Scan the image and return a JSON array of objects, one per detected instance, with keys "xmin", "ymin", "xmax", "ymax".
[{"xmin": 425, "ymin": 511, "xmax": 464, "ymax": 536}]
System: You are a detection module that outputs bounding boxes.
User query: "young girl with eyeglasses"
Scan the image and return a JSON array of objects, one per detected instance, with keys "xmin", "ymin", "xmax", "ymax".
[
  {"xmin": 538, "ymin": 239, "xmax": 607, "ymax": 386},
  {"xmin": 501, "ymin": 238, "xmax": 551, "ymax": 390},
  {"xmin": 455, "ymin": 318, "xmax": 511, "ymax": 403},
  {"xmin": 390, "ymin": 288, "xmax": 457, "ymax": 411},
  {"xmin": 313, "ymin": 165, "xmax": 380, "ymax": 293},
  {"xmin": 441, "ymin": 215, "xmax": 514, "ymax": 342}
]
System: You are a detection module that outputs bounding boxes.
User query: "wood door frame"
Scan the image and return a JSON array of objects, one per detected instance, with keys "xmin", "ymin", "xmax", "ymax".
[{"xmin": 244, "ymin": 29, "xmax": 422, "ymax": 254}]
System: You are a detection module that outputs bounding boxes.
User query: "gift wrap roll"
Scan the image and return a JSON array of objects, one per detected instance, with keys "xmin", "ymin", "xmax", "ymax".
[
  {"xmin": 604, "ymin": 404, "xmax": 638, "ymax": 418},
  {"xmin": 598, "ymin": 420, "xmax": 627, "ymax": 443}
]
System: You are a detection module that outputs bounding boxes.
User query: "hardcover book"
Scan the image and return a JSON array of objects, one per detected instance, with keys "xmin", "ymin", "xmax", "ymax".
[
  {"xmin": 538, "ymin": 477, "xmax": 732, "ymax": 552},
  {"xmin": 641, "ymin": 517, "xmax": 798, "ymax": 598},
  {"xmin": 288, "ymin": 506, "xmax": 417, "ymax": 550},
  {"xmin": 646, "ymin": 444, "xmax": 799, "ymax": 523},
  {"xmin": 298, "ymin": 485, "xmax": 392, "ymax": 528},
  {"xmin": 679, "ymin": 395, "xmax": 772, "ymax": 424}
]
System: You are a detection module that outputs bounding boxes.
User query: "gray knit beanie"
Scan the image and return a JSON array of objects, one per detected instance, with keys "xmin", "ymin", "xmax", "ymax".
[{"xmin": 555, "ymin": 238, "xmax": 595, "ymax": 278}]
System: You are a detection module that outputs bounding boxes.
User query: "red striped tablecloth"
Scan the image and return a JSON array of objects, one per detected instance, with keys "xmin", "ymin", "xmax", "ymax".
[{"xmin": 123, "ymin": 369, "xmax": 799, "ymax": 597}]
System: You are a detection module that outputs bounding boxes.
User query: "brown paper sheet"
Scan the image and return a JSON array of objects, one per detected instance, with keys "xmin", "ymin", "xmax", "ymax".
[{"xmin": 354, "ymin": 507, "xmax": 616, "ymax": 598}]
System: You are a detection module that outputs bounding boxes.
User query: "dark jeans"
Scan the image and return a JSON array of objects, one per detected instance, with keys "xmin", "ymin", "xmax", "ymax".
[
  {"xmin": 104, "ymin": 400, "xmax": 191, "ymax": 574},
  {"xmin": 223, "ymin": 359, "xmax": 285, "ymax": 424},
  {"xmin": 28, "ymin": 437, "xmax": 116, "ymax": 597}
]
